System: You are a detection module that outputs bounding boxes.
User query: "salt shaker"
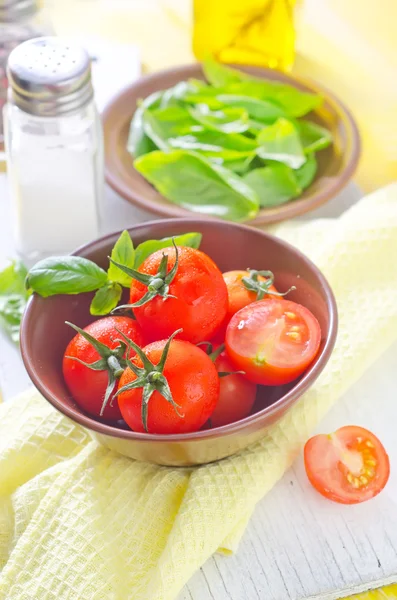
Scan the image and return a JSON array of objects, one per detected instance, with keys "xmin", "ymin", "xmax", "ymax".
[
  {"xmin": 0, "ymin": 0, "xmax": 52, "ymax": 145},
  {"xmin": 4, "ymin": 37, "xmax": 103, "ymax": 261}
]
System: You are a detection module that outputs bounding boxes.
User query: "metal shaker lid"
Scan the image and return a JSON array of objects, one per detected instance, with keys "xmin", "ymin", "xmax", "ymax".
[
  {"xmin": 7, "ymin": 37, "xmax": 93, "ymax": 117},
  {"xmin": 0, "ymin": 0, "xmax": 38, "ymax": 22}
]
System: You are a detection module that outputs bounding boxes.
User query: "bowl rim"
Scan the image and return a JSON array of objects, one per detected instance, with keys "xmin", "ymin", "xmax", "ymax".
[
  {"xmin": 21, "ymin": 217, "xmax": 338, "ymax": 442},
  {"xmin": 103, "ymin": 62, "xmax": 361, "ymax": 226}
]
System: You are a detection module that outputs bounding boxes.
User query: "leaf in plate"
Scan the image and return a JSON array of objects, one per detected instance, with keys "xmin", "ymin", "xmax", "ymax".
[
  {"xmin": 27, "ymin": 256, "xmax": 108, "ymax": 297},
  {"xmin": 296, "ymin": 120, "xmax": 332, "ymax": 154},
  {"xmin": 134, "ymin": 150, "xmax": 259, "ymax": 222},
  {"xmin": 159, "ymin": 81, "xmax": 199, "ymax": 108},
  {"xmin": 243, "ymin": 163, "xmax": 301, "ymax": 207},
  {"xmin": 202, "ymin": 57, "xmax": 251, "ymax": 87},
  {"xmin": 294, "ymin": 154, "xmax": 317, "ymax": 189},
  {"xmin": 188, "ymin": 104, "xmax": 249, "ymax": 134},
  {"xmin": 142, "ymin": 108, "xmax": 256, "ymax": 159},
  {"xmin": 90, "ymin": 282, "xmax": 122, "ymax": 316},
  {"xmin": 217, "ymin": 94, "xmax": 285, "ymax": 123},
  {"xmin": 127, "ymin": 91, "xmax": 163, "ymax": 158},
  {"xmin": 218, "ymin": 79, "xmax": 322, "ymax": 118},
  {"xmin": 256, "ymin": 118, "xmax": 306, "ymax": 169},
  {"xmin": 134, "ymin": 232, "xmax": 202, "ymax": 268},
  {"xmin": 107, "ymin": 230, "xmax": 135, "ymax": 288}
]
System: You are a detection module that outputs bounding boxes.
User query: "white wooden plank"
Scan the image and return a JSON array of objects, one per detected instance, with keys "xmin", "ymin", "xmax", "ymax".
[{"xmin": 179, "ymin": 340, "xmax": 397, "ymax": 600}]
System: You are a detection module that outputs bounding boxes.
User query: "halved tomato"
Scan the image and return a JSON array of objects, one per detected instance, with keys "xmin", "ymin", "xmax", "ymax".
[
  {"xmin": 304, "ymin": 426, "xmax": 390, "ymax": 504},
  {"xmin": 225, "ymin": 298, "xmax": 321, "ymax": 385}
]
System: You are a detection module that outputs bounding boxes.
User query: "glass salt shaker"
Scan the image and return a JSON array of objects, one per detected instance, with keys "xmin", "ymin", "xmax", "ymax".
[
  {"xmin": 4, "ymin": 37, "xmax": 103, "ymax": 261},
  {"xmin": 0, "ymin": 0, "xmax": 52, "ymax": 147}
]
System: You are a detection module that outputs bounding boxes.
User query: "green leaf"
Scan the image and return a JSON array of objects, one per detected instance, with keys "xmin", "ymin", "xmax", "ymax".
[
  {"xmin": 27, "ymin": 256, "xmax": 108, "ymax": 297},
  {"xmin": 0, "ymin": 294, "xmax": 26, "ymax": 343},
  {"xmin": 107, "ymin": 230, "xmax": 135, "ymax": 287},
  {"xmin": 134, "ymin": 150, "xmax": 259, "ymax": 222},
  {"xmin": 224, "ymin": 80, "xmax": 323, "ymax": 117},
  {"xmin": 294, "ymin": 154, "xmax": 317, "ymax": 189},
  {"xmin": 216, "ymin": 94, "xmax": 285, "ymax": 123},
  {"xmin": 90, "ymin": 282, "xmax": 122, "ymax": 316},
  {"xmin": 296, "ymin": 120, "xmax": 333, "ymax": 154},
  {"xmin": 134, "ymin": 232, "xmax": 202, "ymax": 268},
  {"xmin": 159, "ymin": 81, "xmax": 198, "ymax": 108},
  {"xmin": 202, "ymin": 57, "xmax": 251, "ymax": 87},
  {"xmin": 256, "ymin": 118, "xmax": 306, "ymax": 169},
  {"xmin": 188, "ymin": 104, "xmax": 249, "ymax": 134},
  {"xmin": 0, "ymin": 260, "xmax": 28, "ymax": 295},
  {"xmin": 127, "ymin": 91, "xmax": 163, "ymax": 158},
  {"xmin": 243, "ymin": 163, "xmax": 301, "ymax": 207}
]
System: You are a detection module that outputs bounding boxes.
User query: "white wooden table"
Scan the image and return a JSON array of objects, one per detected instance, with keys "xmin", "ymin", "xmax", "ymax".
[{"xmin": 1, "ymin": 178, "xmax": 397, "ymax": 600}]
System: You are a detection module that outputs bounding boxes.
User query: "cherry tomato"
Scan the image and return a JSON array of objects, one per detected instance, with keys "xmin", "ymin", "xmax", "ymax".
[
  {"xmin": 63, "ymin": 316, "xmax": 144, "ymax": 421},
  {"xmin": 213, "ymin": 270, "xmax": 279, "ymax": 343},
  {"xmin": 304, "ymin": 426, "xmax": 390, "ymax": 504},
  {"xmin": 224, "ymin": 270, "xmax": 279, "ymax": 317},
  {"xmin": 130, "ymin": 246, "xmax": 228, "ymax": 344},
  {"xmin": 210, "ymin": 347, "xmax": 257, "ymax": 428},
  {"xmin": 225, "ymin": 298, "xmax": 321, "ymax": 385},
  {"xmin": 117, "ymin": 339, "xmax": 220, "ymax": 434}
]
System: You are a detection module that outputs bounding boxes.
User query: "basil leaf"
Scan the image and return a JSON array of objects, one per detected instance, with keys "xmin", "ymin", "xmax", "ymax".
[
  {"xmin": 127, "ymin": 91, "xmax": 163, "ymax": 158},
  {"xmin": 90, "ymin": 282, "xmax": 122, "ymax": 316},
  {"xmin": 159, "ymin": 81, "xmax": 198, "ymax": 108},
  {"xmin": 217, "ymin": 94, "xmax": 285, "ymax": 123},
  {"xmin": 134, "ymin": 150, "xmax": 259, "ymax": 222},
  {"xmin": 203, "ymin": 57, "xmax": 251, "ymax": 87},
  {"xmin": 134, "ymin": 232, "xmax": 202, "ymax": 268},
  {"xmin": 0, "ymin": 260, "xmax": 28, "ymax": 295},
  {"xmin": 243, "ymin": 164, "xmax": 301, "ymax": 207},
  {"xmin": 188, "ymin": 105, "xmax": 249, "ymax": 134},
  {"xmin": 0, "ymin": 294, "xmax": 26, "ymax": 343},
  {"xmin": 224, "ymin": 81, "xmax": 322, "ymax": 118},
  {"xmin": 256, "ymin": 118, "xmax": 306, "ymax": 169},
  {"xmin": 296, "ymin": 120, "xmax": 333, "ymax": 154},
  {"xmin": 294, "ymin": 154, "xmax": 317, "ymax": 189},
  {"xmin": 107, "ymin": 230, "xmax": 135, "ymax": 287},
  {"xmin": 142, "ymin": 109, "xmax": 255, "ymax": 163},
  {"xmin": 27, "ymin": 256, "xmax": 108, "ymax": 297}
]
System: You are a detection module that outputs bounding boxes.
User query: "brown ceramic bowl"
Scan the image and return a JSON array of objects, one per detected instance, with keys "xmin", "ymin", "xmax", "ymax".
[
  {"xmin": 21, "ymin": 219, "xmax": 337, "ymax": 466},
  {"xmin": 103, "ymin": 63, "xmax": 360, "ymax": 226}
]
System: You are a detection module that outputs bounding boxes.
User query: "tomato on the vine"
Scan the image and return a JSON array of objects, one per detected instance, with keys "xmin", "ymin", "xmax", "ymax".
[
  {"xmin": 304, "ymin": 426, "xmax": 390, "ymax": 504},
  {"xmin": 117, "ymin": 332, "xmax": 220, "ymax": 434},
  {"xmin": 112, "ymin": 244, "xmax": 228, "ymax": 344},
  {"xmin": 63, "ymin": 316, "xmax": 144, "ymax": 421},
  {"xmin": 225, "ymin": 298, "xmax": 321, "ymax": 385}
]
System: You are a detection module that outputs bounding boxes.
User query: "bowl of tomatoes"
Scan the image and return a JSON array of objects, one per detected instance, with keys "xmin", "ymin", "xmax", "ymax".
[{"xmin": 21, "ymin": 218, "xmax": 337, "ymax": 466}]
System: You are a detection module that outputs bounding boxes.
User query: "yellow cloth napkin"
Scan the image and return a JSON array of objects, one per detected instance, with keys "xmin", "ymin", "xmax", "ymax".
[{"xmin": 1, "ymin": 185, "xmax": 397, "ymax": 600}]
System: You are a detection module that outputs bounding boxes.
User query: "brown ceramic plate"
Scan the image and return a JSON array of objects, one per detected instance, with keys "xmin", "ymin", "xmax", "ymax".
[
  {"xmin": 103, "ymin": 63, "xmax": 360, "ymax": 226},
  {"xmin": 21, "ymin": 219, "xmax": 337, "ymax": 466}
]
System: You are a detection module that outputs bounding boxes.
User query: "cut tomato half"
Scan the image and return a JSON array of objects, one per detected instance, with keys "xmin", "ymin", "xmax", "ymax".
[
  {"xmin": 225, "ymin": 298, "xmax": 321, "ymax": 385},
  {"xmin": 304, "ymin": 426, "xmax": 390, "ymax": 504}
]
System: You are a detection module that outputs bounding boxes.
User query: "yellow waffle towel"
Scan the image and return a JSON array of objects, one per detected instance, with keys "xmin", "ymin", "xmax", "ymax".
[{"xmin": 1, "ymin": 185, "xmax": 397, "ymax": 600}]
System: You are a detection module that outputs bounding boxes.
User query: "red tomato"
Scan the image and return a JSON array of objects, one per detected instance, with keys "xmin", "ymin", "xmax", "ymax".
[
  {"xmin": 63, "ymin": 316, "xmax": 144, "ymax": 421},
  {"xmin": 304, "ymin": 426, "xmax": 390, "ymax": 504},
  {"xmin": 130, "ymin": 246, "xmax": 228, "ymax": 344},
  {"xmin": 213, "ymin": 270, "xmax": 279, "ymax": 343},
  {"xmin": 224, "ymin": 270, "xmax": 279, "ymax": 317},
  {"xmin": 210, "ymin": 347, "xmax": 257, "ymax": 428},
  {"xmin": 225, "ymin": 298, "xmax": 321, "ymax": 385},
  {"xmin": 117, "ymin": 339, "xmax": 220, "ymax": 434}
]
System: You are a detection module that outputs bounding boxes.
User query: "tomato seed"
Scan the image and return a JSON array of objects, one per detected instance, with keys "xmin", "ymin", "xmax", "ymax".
[
  {"xmin": 366, "ymin": 441, "xmax": 374, "ymax": 448},
  {"xmin": 285, "ymin": 311, "xmax": 296, "ymax": 319},
  {"xmin": 359, "ymin": 476, "xmax": 368, "ymax": 485},
  {"xmin": 286, "ymin": 331, "xmax": 301, "ymax": 341}
]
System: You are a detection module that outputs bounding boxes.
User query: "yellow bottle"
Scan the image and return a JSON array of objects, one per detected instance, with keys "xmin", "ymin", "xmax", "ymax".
[{"xmin": 193, "ymin": 0, "xmax": 297, "ymax": 72}]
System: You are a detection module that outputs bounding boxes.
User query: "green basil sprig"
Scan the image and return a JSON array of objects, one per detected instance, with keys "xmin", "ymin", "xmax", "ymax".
[{"xmin": 26, "ymin": 231, "xmax": 202, "ymax": 316}]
